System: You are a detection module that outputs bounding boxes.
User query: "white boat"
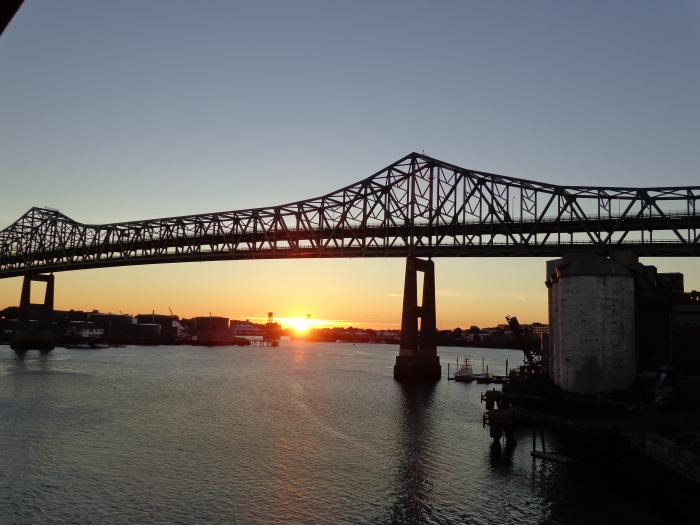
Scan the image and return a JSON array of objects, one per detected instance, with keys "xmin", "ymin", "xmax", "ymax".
[{"xmin": 454, "ymin": 357, "xmax": 475, "ymax": 382}]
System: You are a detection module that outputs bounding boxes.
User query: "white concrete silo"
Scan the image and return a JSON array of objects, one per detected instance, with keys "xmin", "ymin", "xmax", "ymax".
[{"xmin": 547, "ymin": 254, "xmax": 636, "ymax": 394}]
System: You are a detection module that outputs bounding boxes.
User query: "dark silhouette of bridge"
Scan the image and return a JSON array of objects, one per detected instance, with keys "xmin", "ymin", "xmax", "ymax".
[
  {"xmin": 1, "ymin": 152, "xmax": 698, "ymax": 379},
  {"xmin": 1, "ymin": 153, "xmax": 698, "ymax": 278}
]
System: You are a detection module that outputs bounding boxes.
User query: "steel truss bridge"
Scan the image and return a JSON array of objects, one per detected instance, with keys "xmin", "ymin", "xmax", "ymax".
[{"xmin": 1, "ymin": 153, "xmax": 698, "ymax": 278}]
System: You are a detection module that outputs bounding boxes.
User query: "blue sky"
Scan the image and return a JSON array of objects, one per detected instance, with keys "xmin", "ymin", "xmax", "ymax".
[{"xmin": 0, "ymin": 1, "xmax": 698, "ymax": 326}]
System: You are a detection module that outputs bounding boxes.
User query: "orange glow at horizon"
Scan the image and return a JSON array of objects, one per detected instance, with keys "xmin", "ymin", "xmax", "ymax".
[
  {"xmin": 1, "ymin": 258, "xmax": 696, "ymax": 331},
  {"xmin": 258, "ymin": 316, "xmax": 335, "ymax": 334}
]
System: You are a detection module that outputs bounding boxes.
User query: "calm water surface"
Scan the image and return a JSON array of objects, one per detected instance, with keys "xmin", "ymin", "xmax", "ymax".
[{"xmin": 0, "ymin": 342, "xmax": 682, "ymax": 524}]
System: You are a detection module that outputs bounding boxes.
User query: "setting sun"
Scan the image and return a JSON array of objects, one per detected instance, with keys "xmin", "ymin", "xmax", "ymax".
[
  {"xmin": 271, "ymin": 315, "xmax": 335, "ymax": 334},
  {"xmin": 287, "ymin": 316, "xmax": 311, "ymax": 334}
]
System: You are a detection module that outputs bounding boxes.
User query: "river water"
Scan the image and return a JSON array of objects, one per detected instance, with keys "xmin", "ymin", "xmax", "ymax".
[{"xmin": 0, "ymin": 342, "xmax": 686, "ymax": 524}]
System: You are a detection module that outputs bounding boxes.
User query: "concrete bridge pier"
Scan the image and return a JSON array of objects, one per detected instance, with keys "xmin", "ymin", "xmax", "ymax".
[
  {"xmin": 393, "ymin": 256, "xmax": 441, "ymax": 382},
  {"xmin": 10, "ymin": 273, "xmax": 56, "ymax": 353}
]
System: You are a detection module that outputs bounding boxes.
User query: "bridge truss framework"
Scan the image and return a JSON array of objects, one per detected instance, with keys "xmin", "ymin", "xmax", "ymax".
[{"xmin": 1, "ymin": 153, "xmax": 698, "ymax": 278}]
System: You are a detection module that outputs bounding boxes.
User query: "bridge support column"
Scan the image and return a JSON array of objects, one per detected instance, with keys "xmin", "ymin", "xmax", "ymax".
[
  {"xmin": 10, "ymin": 274, "xmax": 55, "ymax": 353},
  {"xmin": 393, "ymin": 256, "xmax": 441, "ymax": 382}
]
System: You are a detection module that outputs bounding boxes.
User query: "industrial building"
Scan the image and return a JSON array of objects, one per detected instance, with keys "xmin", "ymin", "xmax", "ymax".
[
  {"xmin": 65, "ymin": 321, "xmax": 105, "ymax": 343},
  {"xmin": 88, "ymin": 313, "xmax": 134, "ymax": 343},
  {"xmin": 188, "ymin": 316, "xmax": 234, "ymax": 345},
  {"xmin": 135, "ymin": 313, "xmax": 178, "ymax": 343},
  {"xmin": 546, "ymin": 252, "xmax": 700, "ymax": 396}
]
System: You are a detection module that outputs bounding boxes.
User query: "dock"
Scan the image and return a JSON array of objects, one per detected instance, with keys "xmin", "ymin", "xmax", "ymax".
[
  {"xmin": 483, "ymin": 390, "xmax": 700, "ymax": 487},
  {"xmin": 250, "ymin": 340, "xmax": 278, "ymax": 347}
]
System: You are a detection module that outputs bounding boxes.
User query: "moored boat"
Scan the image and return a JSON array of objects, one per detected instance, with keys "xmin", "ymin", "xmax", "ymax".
[
  {"xmin": 474, "ymin": 358, "xmax": 494, "ymax": 383},
  {"xmin": 475, "ymin": 372, "xmax": 494, "ymax": 384},
  {"xmin": 454, "ymin": 357, "xmax": 475, "ymax": 382}
]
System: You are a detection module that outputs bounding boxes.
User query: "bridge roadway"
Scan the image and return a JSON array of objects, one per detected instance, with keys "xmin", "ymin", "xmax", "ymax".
[{"xmin": 1, "ymin": 152, "xmax": 698, "ymax": 278}]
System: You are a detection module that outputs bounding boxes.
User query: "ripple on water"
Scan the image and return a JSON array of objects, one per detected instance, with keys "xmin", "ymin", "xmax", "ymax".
[{"xmin": 0, "ymin": 343, "xmax": 690, "ymax": 524}]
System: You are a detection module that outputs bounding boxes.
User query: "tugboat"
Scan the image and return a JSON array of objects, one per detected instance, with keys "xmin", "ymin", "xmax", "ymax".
[{"xmin": 454, "ymin": 356, "xmax": 475, "ymax": 382}]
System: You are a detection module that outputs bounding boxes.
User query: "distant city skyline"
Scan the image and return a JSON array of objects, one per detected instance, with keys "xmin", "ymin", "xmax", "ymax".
[{"xmin": 1, "ymin": 1, "xmax": 698, "ymax": 328}]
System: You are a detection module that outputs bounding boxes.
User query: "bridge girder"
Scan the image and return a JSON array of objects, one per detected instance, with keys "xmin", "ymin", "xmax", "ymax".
[{"xmin": 1, "ymin": 153, "xmax": 698, "ymax": 277}]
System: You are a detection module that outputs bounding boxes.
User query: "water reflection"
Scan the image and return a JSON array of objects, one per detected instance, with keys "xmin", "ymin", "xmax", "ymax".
[
  {"xmin": 9, "ymin": 348, "xmax": 52, "ymax": 371},
  {"xmin": 488, "ymin": 439, "xmax": 515, "ymax": 473},
  {"xmin": 384, "ymin": 383, "xmax": 436, "ymax": 524},
  {"xmin": 1, "ymin": 343, "xmax": 694, "ymax": 524}
]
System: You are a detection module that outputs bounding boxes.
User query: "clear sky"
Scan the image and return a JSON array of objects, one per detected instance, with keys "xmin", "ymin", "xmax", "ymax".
[{"xmin": 1, "ymin": 1, "xmax": 699, "ymax": 328}]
